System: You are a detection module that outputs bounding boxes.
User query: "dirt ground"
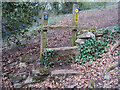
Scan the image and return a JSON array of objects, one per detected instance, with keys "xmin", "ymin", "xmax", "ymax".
[
  {"xmin": 2, "ymin": 5, "xmax": 119, "ymax": 88},
  {"xmin": 47, "ymin": 5, "xmax": 118, "ymax": 48},
  {"xmin": 58, "ymin": 6, "xmax": 118, "ymax": 29}
]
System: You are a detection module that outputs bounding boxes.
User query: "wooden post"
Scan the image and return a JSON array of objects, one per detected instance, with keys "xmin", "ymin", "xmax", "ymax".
[
  {"xmin": 42, "ymin": 12, "xmax": 48, "ymax": 26},
  {"xmin": 42, "ymin": 29, "xmax": 47, "ymax": 48},
  {"xmin": 40, "ymin": 12, "xmax": 48, "ymax": 60},
  {"xmin": 73, "ymin": 4, "xmax": 79, "ymax": 26},
  {"xmin": 72, "ymin": 28, "xmax": 77, "ymax": 46},
  {"xmin": 72, "ymin": 4, "xmax": 79, "ymax": 46}
]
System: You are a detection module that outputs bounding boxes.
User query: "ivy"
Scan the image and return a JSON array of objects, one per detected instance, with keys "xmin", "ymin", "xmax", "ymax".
[
  {"xmin": 2, "ymin": 2, "xmax": 44, "ymax": 47},
  {"xmin": 59, "ymin": 63, "xmax": 63, "ymax": 66},
  {"xmin": 2, "ymin": 2, "xmax": 43, "ymax": 32},
  {"xmin": 76, "ymin": 26, "xmax": 120, "ymax": 65},
  {"xmin": 5, "ymin": 28, "xmax": 41, "ymax": 47},
  {"xmin": 41, "ymin": 49, "xmax": 54, "ymax": 67},
  {"xmin": 95, "ymin": 26, "xmax": 120, "ymax": 43},
  {"xmin": 76, "ymin": 38, "xmax": 108, "ymax": 65}
]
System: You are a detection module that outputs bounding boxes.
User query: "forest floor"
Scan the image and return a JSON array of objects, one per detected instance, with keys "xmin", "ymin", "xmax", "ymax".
[{"xmin": 2, "ymin": 5, "xmax": 120, "ymax": 88}]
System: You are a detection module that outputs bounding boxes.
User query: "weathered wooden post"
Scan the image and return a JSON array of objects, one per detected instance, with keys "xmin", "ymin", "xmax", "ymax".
[
  {"xmin": 40, "ymin": 12, "xmax": 48, "ymax": 60},
  {"xmin": 72, "ymin": 4, "xmax": 79, "ymax": 46}
]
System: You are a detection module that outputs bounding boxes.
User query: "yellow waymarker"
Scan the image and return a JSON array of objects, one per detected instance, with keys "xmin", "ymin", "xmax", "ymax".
[
  {"xmin": 75, "ymin": 8, "xmax": 79, "ymax": 13},
  {"xmin": 75, "ymin": 13, "xmax": 78, "ymax": 23},
  {"xmin": 74, "ymin": 8, "xmax": 79, "ymax": 23}
]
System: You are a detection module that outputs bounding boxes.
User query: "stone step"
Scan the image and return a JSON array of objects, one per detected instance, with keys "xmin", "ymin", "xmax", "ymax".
[
  {"xmin": 51, "ymin": 69, "xmax": 81, "ymax": 76},
  {"xmin": 45, "ymin": 46, "xmax": 80, "ymax": 61},
  {"xmin": 75, "ymin": 39, "xmax": 84, "ymax": 45},
  {"xmin": 77, "ymin": 32, "xmax": 95, "ymax": 39},
  {"xmin": 46, "ymin": 46, "xmax": 78, "ymax": 51},
  {"xmin": 95, "ymin": 31, "xmax": 104, "ymax": 37}
]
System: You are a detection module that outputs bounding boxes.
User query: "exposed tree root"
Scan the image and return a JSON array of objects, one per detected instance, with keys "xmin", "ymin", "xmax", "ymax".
[
  {"xmin": 106, "ymin": 62, "xmax": 119, "ymax": 72},
  {"xmin": 110, "ymin": 40, "xmax": 120, "ymax": 55},
  {"xmin": 106, "ymin": 41, "xmax": 120, "ymax": 72}
]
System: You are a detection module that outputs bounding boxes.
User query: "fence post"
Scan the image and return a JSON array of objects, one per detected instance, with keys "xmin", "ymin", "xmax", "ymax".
[
  {"xmin": 72, "ymin": 4, "xmax": 79, "ymax": 46},
  {"xmin": 40, "ymin": 12, "xmax": 48, "ymax": 60},
  {"xmin": 72, "ymin": 28, "xmax": 77, "ymax": 46}
]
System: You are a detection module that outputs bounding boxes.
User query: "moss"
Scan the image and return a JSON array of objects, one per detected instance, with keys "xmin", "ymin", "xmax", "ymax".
[
  {"xmin": 89, "ymin": 79, "xmax": 95, "ymax": 90},
  {"xmin": 32, "ymin": 76, "xmax": 47, "ymax": 81},
  {"xmin": 78, "ymin": 29, "xmax": 90, "ymax": 35},
  {"xmin": 80, "ymin": 26, "xmax": 89, "ymax": 30},
  {"xmin": 91, "ymin": 28, "xmax": 95, "ymax": 30},
  {"xmin": 39, "ymin": 68, "xmax": 49, "ymax": 75},
  {"xmin": 21, "ymin": 54, "xmax": 29, "ymax": 62},
  {"xmin": 91, "ymin": 29, "xmax": 95, "ymax": 33},
  {"xmin": 106, "ymin": 66, "xmax": 115, "ymax": 72},
  {"xmin": 19, "ymin": 78, "xmax": 26, "ymax": 82},
  {"xmin": 9, "ymin": 74, "xmax": 17, "ymax": 78}
]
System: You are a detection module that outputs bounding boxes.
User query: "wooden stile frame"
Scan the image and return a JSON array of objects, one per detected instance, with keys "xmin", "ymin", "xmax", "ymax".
[{"xmin": 40, "ymin": 4, "xmax": 79, "ymax": 60}]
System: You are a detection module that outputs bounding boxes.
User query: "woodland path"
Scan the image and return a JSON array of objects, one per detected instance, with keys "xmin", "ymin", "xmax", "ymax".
[{"xmin": 2, "ymin": 6, "xmax": 119, "ymax": 89}]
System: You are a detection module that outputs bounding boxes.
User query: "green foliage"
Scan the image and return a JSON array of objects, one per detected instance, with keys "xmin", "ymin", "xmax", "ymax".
[
  {"xmin": 49, "ymin": 2, "xmax": 108, "ymax": 15},
  {"xmin": 5, "ymin": 28, "xmax": 41, "ymax": 47},
  {"xmin": 77, "ymin": 2, "xmax": 107, "ymax": 10},
  {"xmin": 40, "ymin": 26, "xmax": 119, "ymax": 67},
  {"xmin": 2, "ymin": 2, "xmax": 43, "ymax": 47},
  {"xmin": 59, "ymin": 63, "xmax": 63, "ymax": 66},
  {"xmin": 96, "ymin": 26, "xmax": 120, "ymax": 42},
  {"xmin": 76, "ymin": 26, "xmax": 119, "ymax": 65},
  {"xmin": 49, "ymin": 2, "xmax": 73, "ymax": 15},
  {"xmin": 77, "ymin": 38, "xmax": 107, "ymax": 65},
  {"xmin": 89, "ymin": 79, "xmax": 95, "ymax": 90},
  {"xmin": 41, "ymin": 49, "xmax": 54, "ymax": 67},
  {"xmin": 118, "ymin": 52, "xmax": 120, "ymax": 56},
  {"xmin": 9, "ymin": 74, "xmax": 17, "ymax": 78},
  {"xmin": 60, "ymin": 2, "xmax": 73, "ymax": 14},
  {"xmin": 52, "ymin": 2, "xmax": 59, "ymax": 15},
  {"xmin": 2, "ymin": 2, "xmax": 43, "ymax": 32}
]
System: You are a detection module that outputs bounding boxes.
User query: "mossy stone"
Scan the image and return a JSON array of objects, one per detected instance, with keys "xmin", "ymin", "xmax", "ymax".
[
  {"xmin": 78, "ymin": 29, "xmax": 89, "ymax": 35},
  {"xmin": 32, "ymin": 76, "xmax": 47, "ymax": 81},
  {"xmin": 39, "ymin": 68, "xmax": 49, "ymax": 75},
  {"xmin": 20, "ymin": 54, "xmax": 38, "ymax": 64},
  {"xmin": 91, "ymin": 29, "xmax": 95, "ymax": 33}
]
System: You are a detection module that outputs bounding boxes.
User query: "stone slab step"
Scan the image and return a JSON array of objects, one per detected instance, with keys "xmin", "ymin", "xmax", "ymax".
[
  {"xmin": 51, "ymin": 69, "xmax": 81, "ymax": 76},
  {"xmin": 44, "ymin": 46, "xmax": 80, "ymax": 61},
  {"xmin": 77, "ymin": 32, "xmax": 95, "ymax": 39}
]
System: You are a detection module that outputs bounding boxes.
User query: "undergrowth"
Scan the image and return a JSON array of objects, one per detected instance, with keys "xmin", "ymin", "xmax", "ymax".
[
  {"xmin": 76, "ymin": 38, "xmax": 108, "ymax": 65},
  {"xmin": 41, "ymin": 49, "xmax": 54, "ymax": 67},
  {"xmin": 40, "ymin": 26, "xmax": 120, "ymax": 67}
]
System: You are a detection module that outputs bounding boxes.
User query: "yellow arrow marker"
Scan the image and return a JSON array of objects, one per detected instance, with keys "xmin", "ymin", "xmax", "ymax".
[{"xmin": 75, "ymin": 13, "xmax": 78, "ymax": 23}]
